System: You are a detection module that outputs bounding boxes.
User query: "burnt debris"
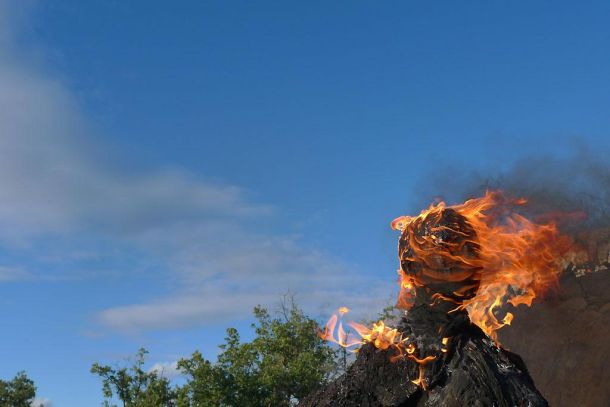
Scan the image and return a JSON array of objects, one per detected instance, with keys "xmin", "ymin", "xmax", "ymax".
[
  {"xmin": 303, "ymin": 200, "xmax": 555, "ymax": 407},
  {"xmin": 300, "ymin": 302, "xmax": 547, "ymax": 407}
]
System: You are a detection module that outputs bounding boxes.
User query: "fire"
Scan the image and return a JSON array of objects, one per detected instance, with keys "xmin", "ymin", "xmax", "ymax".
[
  {"xmin": 409, "ymin": 355, "xmax": 436, "ymax": 389},
  {"xmin": 396, "ymin": 270, "xmax": 417, "ymax": 309},
  {"xmin": 391, "ymin": 190, "xmax": 575, "ymax": 341},
  {"xmin": 319, "ymin": 310, "xmax": 362, "ymax": 350},
  {"xmin": 318, "ymin": 190, "xmax": 578, "ymax": 388},
  {"xmin": 319, "ymin": 308, "xmax": 404, "ymax": 351},
  {"xmin": 338, "ymin": 306, "xmax": 350, "ymax": 315},
  {"xmin": 319, "ymin": 308, "xmax": 439, "ymax": 388}
]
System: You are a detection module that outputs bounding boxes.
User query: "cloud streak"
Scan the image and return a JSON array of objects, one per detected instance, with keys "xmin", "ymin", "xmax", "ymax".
[
  {"xmin": 149, "ymin": 361, "xmax": 181, "ymax": 380},
  {"xmin": 0, "ymin": 266, "xmax": 31, "ymax": 282},
  {"xmin": 30, "ymin": 397, "xmax": 52, "ymax": 407},
  {"xmin": 0, "ymin": 2, "xmax": 390, "ymax": 332}
]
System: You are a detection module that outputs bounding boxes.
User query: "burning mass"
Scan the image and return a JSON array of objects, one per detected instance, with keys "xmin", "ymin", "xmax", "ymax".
[{"xmin": 301, "ymin": 190, "xmax": 581, "ymax": 406}]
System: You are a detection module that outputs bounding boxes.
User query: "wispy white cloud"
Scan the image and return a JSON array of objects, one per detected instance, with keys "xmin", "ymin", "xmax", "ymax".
[
  {"xmin": 149, "ymin": 361, "xmax": 181, "ymax": 379},
  {"xmin": 98, "ymin": 275, "xmax": 392, "ymax": 333},
  {"xmin": 0, "ymin": 59, "xmax": 269, "ymax": 241},
  {"xmin": 30, "ymin": 397, "xmax": 52, "ymax": 407},
  {"xmin": 0, "ymin": 1, "xmax": 392, "ymax": 332},
  {"xmin": 0, "ymin": 266, "xmax": 31, "ymax": 281}
]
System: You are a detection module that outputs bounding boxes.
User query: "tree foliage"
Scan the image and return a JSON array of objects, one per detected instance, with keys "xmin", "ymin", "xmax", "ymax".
[
  {"xmin": 0, "ymin": 371, "xmax": 36, "ymax": 407},
  {"xmin": 90, "ymin": 348, "xmax": 177, "ymax": 407},
  {"xmin": 91, "ymin": 299, "xmax": 338, "ymax": 406},
  {"xmin": 178, "ymin": 298, "xmax": 337, "ymax": 406}
]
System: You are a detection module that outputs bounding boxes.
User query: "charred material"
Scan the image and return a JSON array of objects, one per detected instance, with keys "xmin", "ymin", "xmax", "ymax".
[
  {"xmin": 398, "ymin": 208, "xmax": 482, "ymax": 303},
  {"xmin": 300, "ymin": 304, "xmax": 547, "ymax": 407},
  {"xmin": 304, "ymin": 203, "xmax": 550, "ymax": 406}
]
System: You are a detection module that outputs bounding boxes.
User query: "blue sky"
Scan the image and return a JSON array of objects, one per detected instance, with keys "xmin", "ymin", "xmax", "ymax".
[{"xmin": 2, "ymin": 1, "xmax": 610, "ymax": 406}]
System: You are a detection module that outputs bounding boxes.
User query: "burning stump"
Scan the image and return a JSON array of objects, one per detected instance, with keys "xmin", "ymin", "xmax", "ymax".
[{"xmin": 300, "ymin": 304, "xmax": 546, "ymax": 407}]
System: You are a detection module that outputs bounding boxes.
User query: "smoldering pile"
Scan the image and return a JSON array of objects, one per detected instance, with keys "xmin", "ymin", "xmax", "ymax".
[
  {"xmin": 304, "ymin": 192, "xmax": 568, "ymax": 406},
  {"xmin": 303, "ymin": 152, "xmax": 610, "ymax": 407},
  {"xmin": 301, "ymin": 305, "xmax": 546, "ymax": 407}
]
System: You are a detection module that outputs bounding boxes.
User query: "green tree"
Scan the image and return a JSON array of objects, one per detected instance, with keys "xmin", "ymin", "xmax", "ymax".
[
  {"xmin": 0, "ymin": 371, "xmax": 36, "ymax": 407},
  {"xmin": 178, "ymin": 298, "xmax": 337, "ymax": 406},
  {"xmin": 91, "ymin": 348, "xmax": 177, "ymax": 407}
]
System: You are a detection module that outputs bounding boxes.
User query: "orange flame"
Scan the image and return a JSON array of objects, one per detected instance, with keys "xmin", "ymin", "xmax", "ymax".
[
  {"xmin": 392, "ymin": 190, "xmax": 575, "ymax": 341},
  {"xmin": 396, "ymin": 270, "xmax": 417, "ymax": 309},
  {"xmin": 318, "ymin": 190, "xmax": 578, "ymax": 388},
  {"xmin": 319, "ymin": 308, "xmax": 440, "ymax": 388},
  {"xmin": 319, "ymin": 308, "xmax": 404, "ymax": 351},
  {"xmin": 409, "ymin": 355, "xmax": 436, "ymax": 389}
]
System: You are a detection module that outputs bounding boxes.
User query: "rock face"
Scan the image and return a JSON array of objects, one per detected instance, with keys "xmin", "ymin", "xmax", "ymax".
[
  {"xmin": 300, "ymin": 304, "xmax": 547, "ymax": 407},
  {"xmin": 499, "ymin": 271, "xmax": 610, "ymax": 407}
]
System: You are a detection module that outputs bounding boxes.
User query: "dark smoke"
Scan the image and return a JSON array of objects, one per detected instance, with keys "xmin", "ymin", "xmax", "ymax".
[
  {"xmin": 414, "ymin": 149, "xmax": 610, "ymax": 233},
  {"xmin": 411, "ymin": 148, "xmax": 610, "ymax": 406}
]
